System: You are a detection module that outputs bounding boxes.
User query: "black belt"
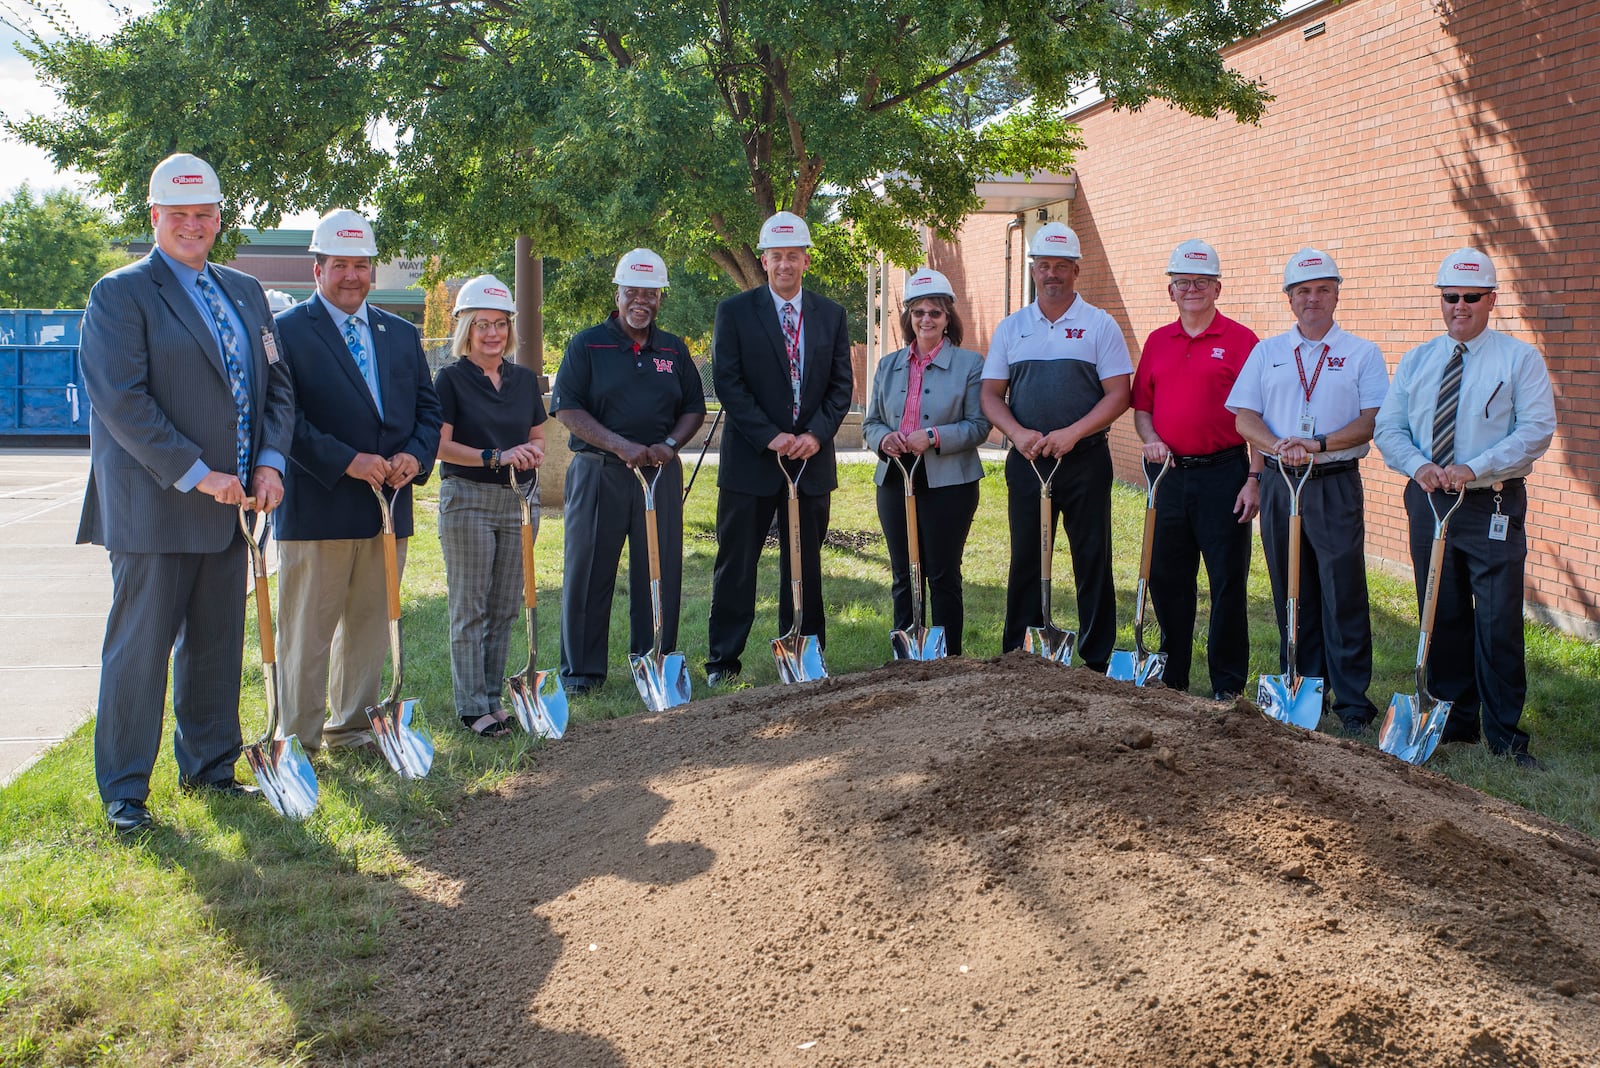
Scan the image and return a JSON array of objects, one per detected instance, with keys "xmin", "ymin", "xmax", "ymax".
[
  {"xmin": 1264, "ymin": 457, "xmax": 1359, "ymax": 479},
  {"xmin": 1166, "ymin": 446, "xmax": 1246, "ymax": 469},
  {"xmin": 1466, "ymin": 477, "xmax": 1525, "ymax": 494}
]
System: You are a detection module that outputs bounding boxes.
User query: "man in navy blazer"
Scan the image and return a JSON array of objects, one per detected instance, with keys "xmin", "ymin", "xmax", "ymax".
[
  {"xmin": 705, "ymin": 211, "xmax": 854, "ymax": 685},
  {"xmin": 272, "ymin": 210, "xmax": 441, "ymax": 752},
  {"xmin": 77, "ymin": 153, "xmax": 295, "ymax": 833}
]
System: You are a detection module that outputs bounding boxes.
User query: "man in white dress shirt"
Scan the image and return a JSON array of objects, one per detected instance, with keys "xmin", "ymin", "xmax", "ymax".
[{"xmin": 1373, "ymin": 248, "xmax": 1556, "ymax": 768}]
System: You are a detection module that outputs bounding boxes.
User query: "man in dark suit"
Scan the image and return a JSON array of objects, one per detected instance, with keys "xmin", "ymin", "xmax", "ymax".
[
  {"xmin": 77, "ymin": 153, "xmax": 295, "ymax": 833},
  {"xmin": 705, "ymin": 211, "xmax": 854, "ymax": 686},
  {"xmin": 272, "ymin": 210, "xmax": 441, "ymax": 752}
]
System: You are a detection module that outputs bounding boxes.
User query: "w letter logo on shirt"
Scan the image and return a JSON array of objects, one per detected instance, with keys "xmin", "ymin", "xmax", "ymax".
[
  {"xmin": 1327, "ymin": 357, "xmax": 1346, "ymax": 369},
  {"xmin": 652, "ymin": 357, "xmax": 675, "ymax": 373},
  {"xmin": 1063, "ymin": 328, "xmax": 1086, "ymax": 340}
]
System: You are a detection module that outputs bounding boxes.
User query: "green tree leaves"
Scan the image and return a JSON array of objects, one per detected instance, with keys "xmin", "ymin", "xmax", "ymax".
[{"xmin": 0, "ymin": 185, "xmax": 130, "ymax": 308}]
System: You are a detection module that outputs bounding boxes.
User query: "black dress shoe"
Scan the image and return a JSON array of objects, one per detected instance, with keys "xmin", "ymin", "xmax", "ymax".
[
  {"xmin": 706, "ymin": 669, "xmax": 740, "ymax": 689},
  {"xmin": 181, "ymin": 778, "xmax": 262, "ymax": 799},
  {"xmin": 1510, "ymin": 751, "xmax": 1547, "ymax": 772},
  {"xmin": 106, "ymin": 799, "xmax": 152, "ymax": 834}
]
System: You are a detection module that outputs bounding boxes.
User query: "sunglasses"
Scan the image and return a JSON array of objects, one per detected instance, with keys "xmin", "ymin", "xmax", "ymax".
[{"xmin": 1441, "ymin": 292, "xmax": 1488, "ymax": 304}]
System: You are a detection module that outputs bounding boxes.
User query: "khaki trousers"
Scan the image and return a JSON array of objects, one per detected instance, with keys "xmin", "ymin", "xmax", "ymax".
[{"xmin": 275, "ymin": 536, "xmax": 405, "ymax": 749}]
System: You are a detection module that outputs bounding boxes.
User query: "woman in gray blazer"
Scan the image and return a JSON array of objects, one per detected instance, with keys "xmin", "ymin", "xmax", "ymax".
[{"xmin": 862, "ymin": 269, "xmax": 990, "ymax": 654}]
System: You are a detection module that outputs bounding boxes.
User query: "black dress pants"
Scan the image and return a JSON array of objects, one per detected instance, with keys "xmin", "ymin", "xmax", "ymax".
[
  {"xmin": 875, "ymin": 463, "xmax": 980, "ymax": 656},
  {"xmin": 1144, "ymin": 454, "xmax": 1253, "ymax": 695},
  {"xmin": 1404, "ymin": 480, "xmax": 1530, "ymax": 755},
  {"xmin": 1002, "ymin": 438, "xmax": 1116, "ymax": 669},
  {"xmin": 706, "ymin": 485, "xmax": 829, "ymax": 674}
]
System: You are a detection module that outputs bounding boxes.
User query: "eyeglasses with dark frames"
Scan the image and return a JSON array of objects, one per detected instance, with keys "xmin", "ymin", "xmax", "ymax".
[{"xmin": 1440, "ymin": 292, "xmax": 1488, "ymax": 304}]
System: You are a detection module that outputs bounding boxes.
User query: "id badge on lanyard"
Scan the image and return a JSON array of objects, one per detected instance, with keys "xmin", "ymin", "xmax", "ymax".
[{"xmin": 1295, "ymin": 343, "xmax": 1329, "ymax": 436}]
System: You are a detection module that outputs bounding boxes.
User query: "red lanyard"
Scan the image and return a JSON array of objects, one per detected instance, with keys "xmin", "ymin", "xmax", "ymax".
[{"xmin": 1294, "ymin": 343, "xmax": 1330, "ymax": 405}]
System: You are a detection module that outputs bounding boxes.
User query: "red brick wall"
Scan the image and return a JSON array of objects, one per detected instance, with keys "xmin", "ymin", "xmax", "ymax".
[{"xmin": 946, "ymin": 0, "xmax": 1600, "ymax": 630}]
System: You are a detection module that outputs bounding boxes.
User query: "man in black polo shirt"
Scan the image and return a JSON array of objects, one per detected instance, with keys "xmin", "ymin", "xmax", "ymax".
[{"xmin": 550, "ymin": 249, "xmax": 707, "ymax": 694}]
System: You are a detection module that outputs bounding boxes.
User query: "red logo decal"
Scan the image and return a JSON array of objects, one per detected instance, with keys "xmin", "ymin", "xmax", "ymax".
[
  {"xmin": 1297, "ymin": 257, "xmax": 1323, "ymax": 267},
  {"xmin": 630, "ymin": 263, "xmax": 655, "ymax": 273},
  {"xmin": 485, "ymin": 287, "xmax": 508, "ymax": 297},
  {"xmin": 1452, "ymin": 262, "xmax": 1480, "ymax": 272},
  {"xmin": 771, "ymin": 225, "xmax": 794, "ymax": 234},
  {"xmin": 335, "ymin": 228, "xmax": 365, "ymax": 239},
  {"xmin": 653, "ymin": 358, "xmax": 674, "ymax": 373},
  {"xmin": 173, "ymin": 175, "xmax": 204, "ymax": 185},
  {"xmin": 1185, "ymin": 251, "xmax": 1209, "ymax": 261}
]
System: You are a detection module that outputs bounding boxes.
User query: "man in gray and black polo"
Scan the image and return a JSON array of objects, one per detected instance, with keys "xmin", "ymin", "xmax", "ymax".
[
  {"xmin": 981, "ymin": 222, "xmax": 1133, "ymax": 669},
  {"xmin": 550, "ymin": 249, "xmax": 706, "ymax": 694}
]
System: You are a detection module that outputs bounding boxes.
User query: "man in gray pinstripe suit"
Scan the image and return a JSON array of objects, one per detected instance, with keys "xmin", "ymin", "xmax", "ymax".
[{"xmin": 76, "ymin": 153, "xmax": 295, "ymax": 833}]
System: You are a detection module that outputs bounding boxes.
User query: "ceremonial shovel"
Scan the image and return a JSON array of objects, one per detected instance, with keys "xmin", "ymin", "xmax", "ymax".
[
  {"xmin": 1108, "ymin": 455, "xmax": 1171, "ymax": 685},
  {"xmin": 629, "ymin": 464, "xmax": 693, "ymax": 710},
  {"xmin": 1256, "ymin": 459, "xmax": 1324, "ymax": 730},
  {"xmin": 365, "ymin": 485, "xmax": 435, "ymax": 778},
  {"xmin": 887, "ymin": 454, "xmax": 946, "ymax": 660},
  {"xmin": 238, "ymin": 504, "xmax": 319, "ymax": 820},
  {"xmin": 505, "ymin": 467, "xmax": 567, "ymax": 738},
  {"xmin": 1024, "ymin": 455, "xmax": 1075, "ymax": 664},
  {"xmin": 771, "ymin": 456, "xmax": 828, "ymax": 683},
  {"xmin": 1379, "ymin": 489, "xmax": 1465, "ymax": 765}
]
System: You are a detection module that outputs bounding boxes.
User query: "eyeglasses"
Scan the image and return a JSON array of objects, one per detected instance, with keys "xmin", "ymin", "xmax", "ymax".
[
  {"xmin": 1171, "ymin": 278, "xmax": 1217, "ymax": 291},
  {"xmin": 471, "ymin": 318, "xmax": 511, "ymax": 332},
  {"xmin": 909, "ymin": 308, "xmax": 947, "ymax": 319},
  {"xmin": 1441, "ymin": 292, "xmax": 1488, "ymax": 304}
]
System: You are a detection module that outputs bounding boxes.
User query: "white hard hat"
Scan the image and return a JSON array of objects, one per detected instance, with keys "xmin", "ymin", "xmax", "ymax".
[
  {"xmin": 903, "ymin": 268, "xmax": 955, "ymax": 301},
  {"xmin": 454, "ymin": 274, "xmax": 515, "ymax": 316},
  {"xmin": 1166, "ymin": 239, "xmax": 1220, "ymax": 277},
  {"xmin": 1282, "ymin": 247, "xmax": 1341, "ymax": 291},
  {"xmin": 1435, "ymin": 247, "xmax": 1497, "ymax": 289},
  {"xmin": 265, "ymin": 289, "xmax": 295, "ymax": 314},
  {"xmin": 612, "ymin": 247, "xmax": 670, "ymax": 288},
  {"xmin": 148, "ymin": 152, "xmax": 222, "ymax": 206},
  {"xmin": 757, "ymin": 211, "xmax": 813, "ymax": 249},
  {"xmin": 308, "ymin": 209, "xmax": 378, "ymax": 257},
  {"xmin": 1027, "ymin": 222, "xmax": 1081, "ymax": 260}
]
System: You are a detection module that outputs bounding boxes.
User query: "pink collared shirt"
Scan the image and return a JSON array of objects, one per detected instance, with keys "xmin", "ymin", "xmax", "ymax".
[{"xmin": 898, "ymin": 340, "xmax": 943, "ymax": 435}]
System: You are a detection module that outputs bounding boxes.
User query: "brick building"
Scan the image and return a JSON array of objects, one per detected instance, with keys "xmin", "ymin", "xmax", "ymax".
[{"xmin": 889, "ymin": 0, "xmax": 1598, "ymax": 635}]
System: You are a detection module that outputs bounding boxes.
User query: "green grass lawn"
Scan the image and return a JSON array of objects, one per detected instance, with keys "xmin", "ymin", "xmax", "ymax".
[{"xmin": 2, "ymin": 463, "xmax": 1596, "ymax": 1065}]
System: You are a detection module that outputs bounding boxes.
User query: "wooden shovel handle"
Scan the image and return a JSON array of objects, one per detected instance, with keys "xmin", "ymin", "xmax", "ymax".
[
  {"xmin": 644, "ymin": 502, "xmax": 663, "ymax": 583},
  {"xmin": 1138, "ymin": 504, "xmax": 1158, "ymax": 581},
  {"xmin": 254, "ymin": 572, "xmax": 275, "ymax": 665},
  {"xmin": 520, "ymin": 521, "xmax": 537, "ymax": 610},
  {"xmin": 1038, "ymin": 492, "xmax": 1053, "ymax": 587},
  {"xmin": 1286, "ymin": 514, "xmax": 1302, "ymax": 602},
  {"xmin": 1419, "ymin": 535, "xmax": 1447, "ymax": 634},
  {"xmin": 381, "ymin": 530, "xmax": 401, "ymax": 622}
]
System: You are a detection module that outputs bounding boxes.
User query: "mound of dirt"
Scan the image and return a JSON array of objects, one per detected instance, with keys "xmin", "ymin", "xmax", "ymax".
[{"xmin": 349, "ymin": 655, "xmax": 1600, "ymax": 1067}]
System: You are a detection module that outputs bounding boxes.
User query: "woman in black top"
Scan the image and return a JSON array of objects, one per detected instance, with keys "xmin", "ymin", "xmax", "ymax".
[{"xmin": 433, "ymin": 275, "xmax": 548, "ymax": 737}]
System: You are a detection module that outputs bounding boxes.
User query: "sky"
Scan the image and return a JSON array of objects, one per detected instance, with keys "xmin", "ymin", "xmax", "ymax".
[{"xmin": 0, "ymin": 0, "xmax": 149, "ymax": 201}]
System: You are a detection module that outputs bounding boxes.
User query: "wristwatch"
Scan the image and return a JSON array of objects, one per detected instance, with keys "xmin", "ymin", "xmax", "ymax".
[
  {"xmin": 664, "ymin": 435, "xmax": 680, "ymax": 451},
  {"xmin": 1314, "ymin": 433, "xmax": 1328, "ymax": 453},
  {"xmin": 925, "ymin": 428, "xmax": 937, "ymax": 449},
  {"xmin": 1247, "ymin": 471, "xmax": 1261, "ymax": 481}
]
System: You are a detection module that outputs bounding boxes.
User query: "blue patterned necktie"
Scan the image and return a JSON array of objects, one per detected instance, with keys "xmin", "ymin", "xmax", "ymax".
[
  {"xmin": 194, "ymin": 273, "xmax": 251, "ymax": 480},
  {"xmin": 342, "ymin": 315, "xmax": 377, "ymax": 405}
]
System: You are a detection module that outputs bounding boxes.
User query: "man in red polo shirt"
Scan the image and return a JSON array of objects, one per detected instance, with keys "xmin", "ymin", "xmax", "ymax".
[{"xmin": 1131, "ymin": 239, "xmax": 1262, "ymax": 698}]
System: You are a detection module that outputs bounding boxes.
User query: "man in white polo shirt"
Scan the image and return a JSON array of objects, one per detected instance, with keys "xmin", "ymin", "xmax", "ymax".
[
  {"xmin": 1373, "ymin": 248, "xmax": 1555, "ymax": 768},
  {"xmin": 1226, "ymin": 247, "xmax": 1389, "ymax": 734},
  {"xmin": 981, "ymin": 222, "xmax": 1133, "ymax": 670}
]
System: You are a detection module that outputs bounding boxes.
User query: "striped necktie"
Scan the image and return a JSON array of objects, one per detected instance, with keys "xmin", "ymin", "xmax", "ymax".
[
  {"xmin": 1431, "ymin": 342, "xmax": 1467, "ymax": 467},
  {"xmin": 194, "ymin": 273, "xmax": 252, "ymax": 480}
]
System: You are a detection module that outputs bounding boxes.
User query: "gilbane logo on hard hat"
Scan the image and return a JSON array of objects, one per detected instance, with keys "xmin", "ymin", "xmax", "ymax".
[
  {"xmin": 1435, "ymin": 247, "xmax": 1497, "ymax": 288},
  {"xmin": 148, "ymin": 152, "xmax": 223, "ymax": 206},
  {"xmin": 1027, "ymin": 223, "xmax": 1081, "ymax": 260},
  {"xmin": 612, "ymin": 248, "xmax": 670, "ymax": 287},
  {"xmin": 454, "ymin": 274, "xmax": 516, "ymax": 315},
  {"xmin": 1166, "ymin": 239, "xmax": 1220, "ymax": 276},
  {"xmin": 757, "ymin": 211, "xmax": 813, "ymax": 249},
  {"xmin": 308, "ymin": 209, "xmax": 379, "ymax": 257},
  {"xmin": 1282, "ymin": 246, "xmax": 1342, "ymax": 291},
  {"xmin": 903, "ymin": 268, "xmax": 954, "ymax": 301}
]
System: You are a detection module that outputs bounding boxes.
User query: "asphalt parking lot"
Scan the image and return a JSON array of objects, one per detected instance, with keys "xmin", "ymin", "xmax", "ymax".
[{"xmin": 0, "ymin": 444, "xmax": 106, "ymax": 784}]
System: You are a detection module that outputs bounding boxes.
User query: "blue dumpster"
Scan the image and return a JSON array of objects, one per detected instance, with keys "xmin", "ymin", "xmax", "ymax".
[{"xmin": 0, "ymin": 310, "xmax": 89, "ymax": 436}]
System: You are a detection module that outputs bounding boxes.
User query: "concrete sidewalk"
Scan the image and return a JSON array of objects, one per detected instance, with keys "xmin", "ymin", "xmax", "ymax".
[{"xmin": 0, "ymin": 446, "xmax": 106, "ymax": 785}]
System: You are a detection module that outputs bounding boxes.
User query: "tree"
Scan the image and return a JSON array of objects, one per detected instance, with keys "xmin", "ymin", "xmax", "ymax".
[
  {"xmin": 7, "ymin": 0, "xmax": 1280, "ymax": 291},
  {"xmin": 0, "ymin": 184, "xmax": 131, "ymax": 308}
]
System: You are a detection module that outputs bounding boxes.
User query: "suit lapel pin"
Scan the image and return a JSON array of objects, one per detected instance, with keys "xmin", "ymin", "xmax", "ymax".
[{"xmin": 376, "ymin": 324, "xmax": 386, "ymax": 332}]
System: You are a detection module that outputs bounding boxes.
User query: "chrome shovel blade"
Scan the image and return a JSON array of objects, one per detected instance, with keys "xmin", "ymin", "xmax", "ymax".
[
  {"xmin": 1379, "ymin": 693, "xmax": 1453, "ymax": 765},
  {"xmin": 508, "ymin": 669, "xmax": 569, "ymax": 739},
  {"xmin": 369, "ymin": 698, "xmax": 434, "ymax": 779},
  {"xmin": 1025, "ymin": 624, "xmax": 1076, "ymax": 665},
  {"xmin": 630, "ymin": 650, "xmax": 693, "ymax": 712},
  {"xmin": 1135, "ymin": 651, "xmax": 1168, "ymax": 687},
  {"xmin": 243, "ymin": 734, "xmax": 319, "ymax": 821},
  {"xmin": 890, "ymin": 624, "xmax": 947, "ymax": 661},
  {"xmin": 1106, "ymin": 650, "xmax": 1137, "ymax": 682},
  {"xmin": 1257, "ymin": 674, "xmax": 1324, "ymax": 731},
  {"xmin": 772, "ymin": 632, "xmax": 828, "ymax": 684}
]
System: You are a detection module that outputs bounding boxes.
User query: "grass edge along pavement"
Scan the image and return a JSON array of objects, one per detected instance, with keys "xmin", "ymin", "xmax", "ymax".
[{"xmin": 1, "ymin": 463, "xmax": 1596, "ymax": 1065}]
